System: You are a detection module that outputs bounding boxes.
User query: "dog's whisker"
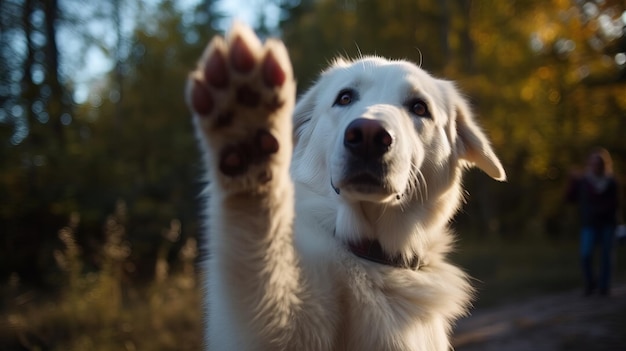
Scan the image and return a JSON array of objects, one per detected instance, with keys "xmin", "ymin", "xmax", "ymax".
[
  {"xmin": 413, "ymin": 47, "xmax": 424, "ymax": 68},
  {"xmin": 353, "ymin": 42, "xmax": 363, "ymax": 60},
  {"xmin": 417, "ymin": 170, "xmax": 429, "ymax": 203},
  {"xmin": 406, "ymin": 162, "xmax": 428, "ymax": 205},
  {"xmin": 404, "ymin": 177, "xmax": 412, "ymax": 200},
  {"xmin": 376, "ymin": 202, "xmax": 390, "ymax": 222}
]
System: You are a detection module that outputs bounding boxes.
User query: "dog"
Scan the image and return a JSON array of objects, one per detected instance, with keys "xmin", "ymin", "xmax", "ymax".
[{"xmin": 186, "ymin": 23, "xmax": 505, "ymax": 351}]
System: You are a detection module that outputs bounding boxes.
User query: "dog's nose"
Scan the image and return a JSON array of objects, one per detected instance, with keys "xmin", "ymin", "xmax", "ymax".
[{"xmin": 344, "ymin": 118, "xmax": 393, "ymax": 158}]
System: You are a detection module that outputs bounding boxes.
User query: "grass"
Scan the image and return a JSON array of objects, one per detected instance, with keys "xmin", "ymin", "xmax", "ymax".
[
  {"xmin": 1, "ymin": 203, "xmax": 203, "ymax": 351},
  {"xmin": 452, "ymin": 237, "xmax": 626, "ymax": 308},
  {"xmin": 3, "ymin": 209, "xmax": 626, "ymax": 350}
]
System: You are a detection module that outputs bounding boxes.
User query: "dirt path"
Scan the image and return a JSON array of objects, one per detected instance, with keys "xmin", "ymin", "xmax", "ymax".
[{"xmin": 452, "ymin": 285, "xmax": 626, "ymax": 351}]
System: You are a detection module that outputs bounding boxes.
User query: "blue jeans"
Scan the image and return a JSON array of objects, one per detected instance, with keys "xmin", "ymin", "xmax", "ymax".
[{"xmin": 580, "ymin": 225, "xmax": 615, "ymax": 293}]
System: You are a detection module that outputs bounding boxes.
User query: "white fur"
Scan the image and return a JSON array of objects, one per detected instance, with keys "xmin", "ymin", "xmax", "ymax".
[{"xmin": 189, "ymin": 24, "xmax": 505, "ymax": 351}]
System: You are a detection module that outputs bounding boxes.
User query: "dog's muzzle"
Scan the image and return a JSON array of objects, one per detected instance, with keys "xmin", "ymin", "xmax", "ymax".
[
  {"xmin": 331, "ymin": 118, "xmax": 397, "ymax": 197},
  {"xmin": 343, "ymin": 118, "xmax": 394, "ymax": 159}
]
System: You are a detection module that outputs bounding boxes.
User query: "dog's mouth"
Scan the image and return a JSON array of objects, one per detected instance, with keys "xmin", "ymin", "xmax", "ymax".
[
  {"xmin": 345, "ymin": 173, "xmax": 385, "ymax": 190},
  {"xmin": 332, "ymin": 171, "xmax": 399, "ymax": 201}
]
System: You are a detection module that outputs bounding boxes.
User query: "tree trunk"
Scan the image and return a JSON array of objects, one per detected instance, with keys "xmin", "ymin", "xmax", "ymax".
[
  {"xmin": 461, "ymin": 0, "xmax": 475, "ymax": 73},
  {"xmin": 43, "ymin": 0, "xmax": 67, "ymax": 146},
  {"xmin": 21, "ymin": 0, "xmax": 39, "ymax": 145}
]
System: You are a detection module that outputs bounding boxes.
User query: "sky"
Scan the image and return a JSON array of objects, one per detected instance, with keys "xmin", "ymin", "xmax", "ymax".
[
  {"xmin": 214, "ymin": 0, "xmax": 282, "ymax": 31},
  {"xmin": 71, "ymin": 0, "xmax": 280, "ymax": 105}
]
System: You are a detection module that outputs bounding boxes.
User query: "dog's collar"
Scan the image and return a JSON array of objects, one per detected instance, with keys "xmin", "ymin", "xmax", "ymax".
[{"xmin": 346, "ymin": 239, "xmax": 421, "ymax": 270}]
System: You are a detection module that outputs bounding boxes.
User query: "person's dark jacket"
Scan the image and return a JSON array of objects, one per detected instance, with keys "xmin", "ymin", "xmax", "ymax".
[{"xmin": 566, "ymin": 175, "xmax": 619, "ymax": 227}]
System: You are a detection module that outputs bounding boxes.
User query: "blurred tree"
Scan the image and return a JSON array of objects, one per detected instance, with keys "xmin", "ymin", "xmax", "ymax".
[
  {"xmin": 462, "ymin": 0, "xmax": 626, "ymax": 238},
  {"xmin": 280, "ymin": 0, "xmax": 454, "ymax": 90},
  {"xmin": 0, "ymin": 0, "xmax": 220, "ymax": 286},
  {"xmin": 0, "ymin": 0, "xmax": 79, "ymax": 285},
  {"xmin": 76, "ymin": 0, "xmax": 219, "ymax": 276}
]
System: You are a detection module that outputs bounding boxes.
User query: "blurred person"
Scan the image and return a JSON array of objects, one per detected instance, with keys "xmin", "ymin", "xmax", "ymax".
[{"xmin": 566, "ymin": 147, "xmax": 619, "ymax": 296}]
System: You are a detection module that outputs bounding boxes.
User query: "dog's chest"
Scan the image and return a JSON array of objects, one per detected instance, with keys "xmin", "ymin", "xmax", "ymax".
[{"xmin": 330, "ymin": 266, "xmax": 448, "ymax": 351}]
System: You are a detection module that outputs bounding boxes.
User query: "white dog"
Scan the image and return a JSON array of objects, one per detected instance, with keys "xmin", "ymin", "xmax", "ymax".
[{"xmin": 187, "ymin": 24, "xmax": 505, "ymax": 351}]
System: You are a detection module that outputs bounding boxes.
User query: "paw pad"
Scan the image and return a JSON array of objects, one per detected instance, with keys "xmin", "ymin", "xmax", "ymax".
[
  {"xmin": 230, "ymin": 36, "xmax": 257, "ymax": 73},
  {"xmin": 236, "ymin": 85, "xmax": 261, "ymax": 107},
  {"xmin": 217, "ymin": 129, "xmax": 279, "ymax": 177},
  {"xmin": 262, "ymin": 52, "xmax": 286, "ymax": 88},
  {"xmin": 204, "ymin": 48, "xmax": 229, "ymax": 88},
  {"xmin": 190, "ymin": 79, "xmax": 213, "ymax": 115},
  {"xmin": 219, "ymin": 146, "xmax": 247, "ymax": 176}
]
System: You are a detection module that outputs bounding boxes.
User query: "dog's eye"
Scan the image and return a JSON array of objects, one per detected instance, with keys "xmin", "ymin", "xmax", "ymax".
[
  {"xmin": 333, "ymin": 89, "xmax": 356, "ymax": 106},
  {"xmin": 409, "ymin": 99, "xmax": 431, "ymax": 118}
]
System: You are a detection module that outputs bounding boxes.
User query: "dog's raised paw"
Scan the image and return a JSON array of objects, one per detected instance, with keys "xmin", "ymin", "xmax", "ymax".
[{"xmin": 187, "ymin": 23, "xmax": 295, "ymax": 185}]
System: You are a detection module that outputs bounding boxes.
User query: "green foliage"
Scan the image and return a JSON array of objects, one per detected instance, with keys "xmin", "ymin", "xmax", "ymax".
[{"xmin": 451, "ymin": 238, "xmax": 626, "ymax": 308}]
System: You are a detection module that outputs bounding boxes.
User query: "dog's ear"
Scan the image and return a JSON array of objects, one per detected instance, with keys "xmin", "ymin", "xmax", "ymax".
[{"xmin": 449, "ymin": 85, "xmax": 506, "ymax": 181}]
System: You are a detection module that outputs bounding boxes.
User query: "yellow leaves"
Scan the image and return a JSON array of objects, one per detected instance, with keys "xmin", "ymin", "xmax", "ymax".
[
  {"xmin": 613, "ymin": 86, "xmax": 626, "ymax": 110},
  {"xmin": 537, "ymin": 66, "xmax": 553, "ymax": 80},
  {"xmin": 520, "ymin": 67, "xmax": 556, "ymax": 104},
  {"xmin": 579, "ymin": 118, "xmax": 600, "ymax": 140},
  {"xmin": 520, "ymin": 84, "xmax": 535, "ymax": 102},
  {"xmin": 520, "ymin": 71, "xmax": 547, "ymax": 103},
  {"xmin": 525, "ymin": 146, "xmax": 550, "ymax": 175},
  {"xmin": 488, "ymin": 127, "xmax": 505, "ymax": 149},
  {"xmin": 548, "ymin": 90, "xmax": 561, "ymax": 104},
  {"xmin": 529, "ymin": 9, "xmax": 561, "ymax": 51}
]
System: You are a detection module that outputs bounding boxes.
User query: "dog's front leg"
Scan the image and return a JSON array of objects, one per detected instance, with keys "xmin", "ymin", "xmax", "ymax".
[{"xmin": 187, "ymin": 24, "xmax": 300, "ymax": 349}]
